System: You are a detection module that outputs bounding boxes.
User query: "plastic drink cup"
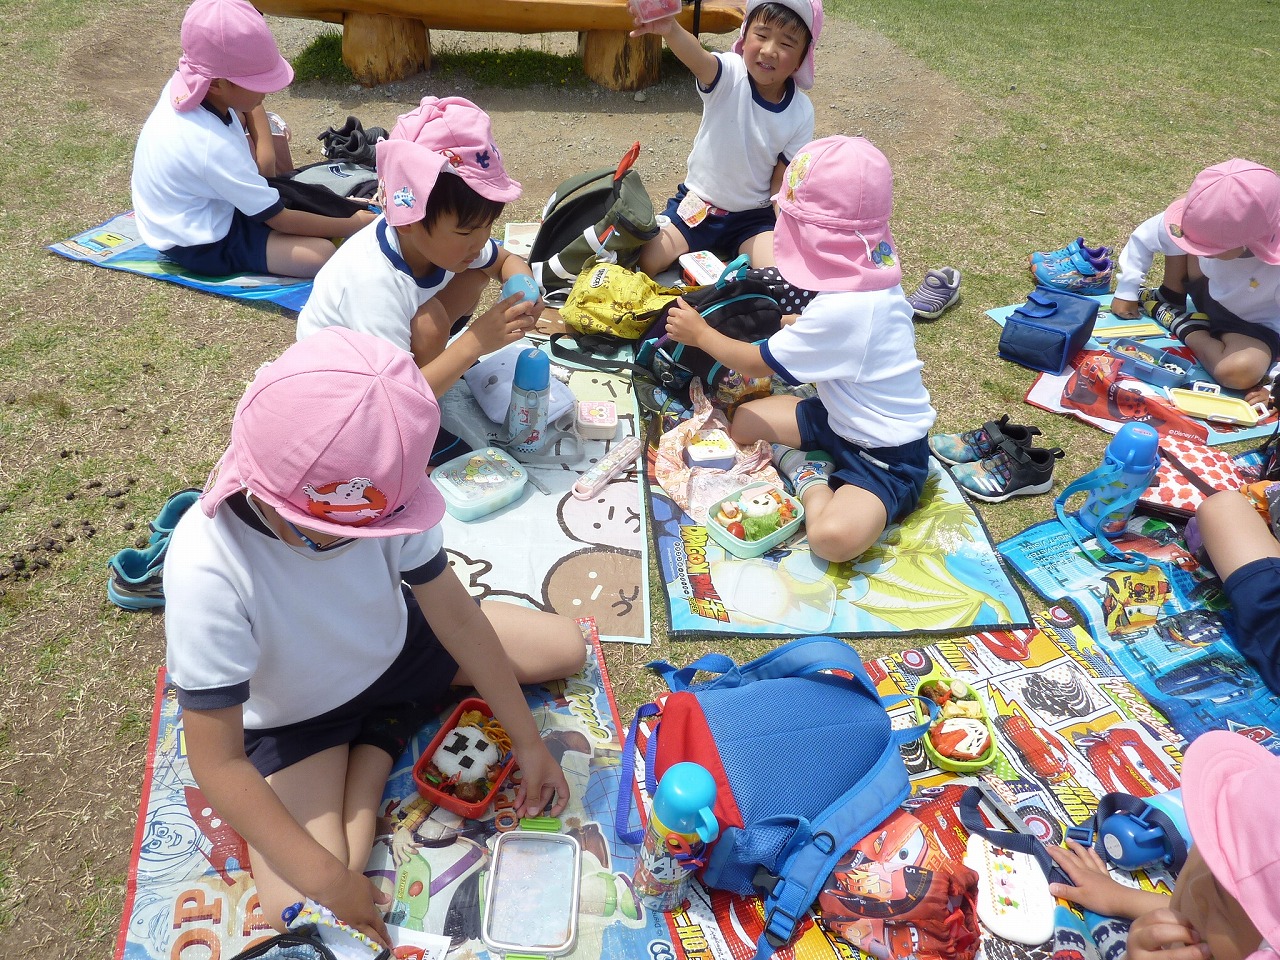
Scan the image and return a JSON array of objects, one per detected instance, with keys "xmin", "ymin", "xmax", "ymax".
[
  {"xmin": 500, "ymin": 273, "xmax": 540, "ymax": 306},
  {"xmin": 632, "ymin": 0, "xmax": 682, "ymax": 24}
]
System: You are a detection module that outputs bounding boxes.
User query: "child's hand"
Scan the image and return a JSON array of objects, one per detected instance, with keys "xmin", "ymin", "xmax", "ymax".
[
  {"xmin": 1110, "ymin": 296, "xmax": 1142, "ymax": 319},
  {"xmin": 318, "ymin": 867, "xmax": 393, "ymax": 949},
  {"xmin": 628, "ymin": 4, "xmax": 676, "ymax": 37},
  {"xmin": 664, "ymin": 297, "xmax": 709, "ymax": 348},
  {"xmin": 1126, "ymin": 908, "xmax": 1209, "ymax": 960},
  {"xmin": 514, "ymin": 739, "xmax": 571, "ymax": 819},
  {"xmin": 1046, "ymin": 840, "xmax": 1144, "ymax": 917},
  {"xmin": 469, "ymin": 293, "xmax": 537, "ymax": 353}
]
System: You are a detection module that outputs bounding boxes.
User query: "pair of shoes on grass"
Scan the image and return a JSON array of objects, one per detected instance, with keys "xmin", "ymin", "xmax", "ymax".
[
  {"xmin": 907, "ymin": 267, "xmax": 962, "ymax": 321},
  {"xmin": 107, "ymin": 488, "xmax": 199, "ymax": 610},
  {"xmin": 930, "ymin": 415, "xmax": 1064, "ymax": 502},
  {"xmin": 1030, "ymin": 237, "xmax": 1114, "ymax": 296}
]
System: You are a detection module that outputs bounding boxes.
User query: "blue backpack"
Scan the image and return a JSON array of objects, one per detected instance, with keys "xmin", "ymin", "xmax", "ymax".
[{"xmin": 616, "ymin": 637, "xmax": 933, "ymax": 958}]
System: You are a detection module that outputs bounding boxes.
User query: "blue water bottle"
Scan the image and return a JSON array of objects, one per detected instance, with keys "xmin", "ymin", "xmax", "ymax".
[
  {"xmin": 632, "ymin": 762, "xmax": 719, "ymax": 912},
  {"xmin": 1077, "ymin": 422, "xmax": 1161, "ymax": 538},
  {"xmin": 504, "ymin": 347, "xmax": 551, "ymax": 454},
  {"xmin": 1098, "ymin": 788, "xmax": 1189, "ymax": 870}
]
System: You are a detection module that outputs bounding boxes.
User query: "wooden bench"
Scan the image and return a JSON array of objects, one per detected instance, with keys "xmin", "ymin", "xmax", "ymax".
[{"xmin": 257, "ymin": 0, "xmax": 745, "ymax": 90}]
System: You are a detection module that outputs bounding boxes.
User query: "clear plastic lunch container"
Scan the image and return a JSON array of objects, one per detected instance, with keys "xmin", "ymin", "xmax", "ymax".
[
  {"xmin": 482, "ymin": 831, "xmax": 582, "ymax": 959},
  {"xmin": 432, "ymin": 446, "xmax": 528, "ymax": 521}
]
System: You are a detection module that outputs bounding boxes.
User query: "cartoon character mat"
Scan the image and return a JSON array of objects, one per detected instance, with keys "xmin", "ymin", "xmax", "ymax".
[
  {"xmin": 999, "ymin": 514, "xmax": 1280, "ymax": 753},
  {"xmin": 114, "ymin": 621, "xmax": 672, "ymax": 960},
  {"xmin": 988, "ymin": 299, "xmax": 1278, "ymax": 446},
  {"xmin": 50, "ymin": 212, "xmax": 314, "ymax": 312},
  {"xmin": 648, "ymin": 450, "xmax": 1032, "ymax": 640},
  {"xmin": 437, "ymin": 356, "xmax": 650, "ymax": 643}
]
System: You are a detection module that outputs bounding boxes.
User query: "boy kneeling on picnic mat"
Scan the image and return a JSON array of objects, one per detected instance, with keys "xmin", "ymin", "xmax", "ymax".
[
  {"xmin": 664, "ymin": 136, "xmax": 935, "ymax": 564},
  {"xmin": 162, "ymin": 328, "xmax": 585, "ymax": 947}
]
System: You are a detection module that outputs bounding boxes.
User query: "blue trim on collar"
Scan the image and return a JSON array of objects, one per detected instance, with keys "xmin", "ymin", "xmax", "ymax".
[
  {"xmin": 376, "ymin": 219, "xmax": 448, "ymax": 288},
  {"xmin": 200, "ymin": 99, "xmax": 234, "ymax": 125},
  {"xmin": 750, "ymin": 74, "xmax": 796, "ymax": 113}
]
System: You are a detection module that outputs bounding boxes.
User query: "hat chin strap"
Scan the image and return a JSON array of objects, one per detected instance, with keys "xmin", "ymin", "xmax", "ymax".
[{"xmin": 853, "ymin": 230, "xmax": 874, "ymax": 263}]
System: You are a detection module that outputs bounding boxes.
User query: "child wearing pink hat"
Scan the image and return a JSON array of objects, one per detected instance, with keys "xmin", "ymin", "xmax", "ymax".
[
  {"xmin": 163, "ymin": 327, "xmax": 585, "ymax": 946},
  {"xmin": 1112, "ymin": 159, "xmax": 1280, "ymax": 391},
  {"xmin": 664, "ymin": 136, "xmax": 936, "ymax": 564},
  {"xmin": 629, "ymin": 0, "xmax": 820, "ymax": 276},
  {"xmin": 1046, "ymin": 729, "xmax": 1279, "ymax": 960},
  {"xmin": 297, "ymin": 96, "xmax": 540, "ymax": 462},
  {"xmin": 131, "ymin": 0, "xmax": 375, "ymax": 278}
]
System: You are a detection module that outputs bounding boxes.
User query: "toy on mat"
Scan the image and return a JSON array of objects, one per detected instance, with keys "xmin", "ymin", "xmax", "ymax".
[{"xmin": 412, "ymin": 698, "xmax": 516, "ymax": 817}]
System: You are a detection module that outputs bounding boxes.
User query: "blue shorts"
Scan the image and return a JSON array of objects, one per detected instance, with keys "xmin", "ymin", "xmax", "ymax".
[
  {"xmin": 162, "ymin": 208, "xmax": 273, "ymax": 277},
  {"xmin": 1223, "ymin": 556, "xmax": 1280, "ymax": 695},
  {"xmin": 243, "ymin": 587, "xmax": 459, "ymax": 777},
  {"xmin": 795, "ymin": 396, "xmax": 931, "ymax": 523},
  {"xmin": 1187, "ymin": 275, "xmax": 1280, "ymax": 364},
  {"xmin": 662, "ymin": 184, "xmax": 776, "ymax": 258}
]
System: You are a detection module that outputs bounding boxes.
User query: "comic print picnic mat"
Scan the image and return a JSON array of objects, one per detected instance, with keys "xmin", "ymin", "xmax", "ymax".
[
  {"xmin": 51, "ymin": 212, "xmax": 313, "ymax": 312},
  {"xmin": 648, "ymin": 454, "xmax": 1032, "ymax": 640},
  {"xmin": 436, "ymin": 358, "xmax": 650, "ymax": 644},
  {"xmin": 998, "ymin": 514, "xmax": 1280, "ymax": 754},
  {"xmin": 988, "ymin": 298, "xmax": 1279, "ymax": 447}
]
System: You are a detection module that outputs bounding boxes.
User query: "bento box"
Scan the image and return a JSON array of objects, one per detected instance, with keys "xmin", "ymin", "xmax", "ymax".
[
  {"xmin": 1108, "ymin": 338, "xmax": 1191, "ymax": 388},
  {"xmin": 915, "ymin": 677, "xmax": 998, "ymax": 773},
  {"xmin": 705, "ymin": 482, "xmax": 803, "ymax": 558},
  {"xmin": 412, "ymin": 698, "xmax": 517, "ymax": 818},
  {"xmin": 481, "ymin": 830, "xmax": 582, "ymax": 959},
  {"xmin": 432, "ymin": 447, "xmax": 528, "ymax": 521}
]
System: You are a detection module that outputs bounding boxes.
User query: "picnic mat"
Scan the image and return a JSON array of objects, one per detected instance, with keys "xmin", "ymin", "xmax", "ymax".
[
  {"xmin": 51, "ymin": 212, "xmax": 313, "ymax": 312},
  {"xmin": 998, "ymin": 513, "xmax": 1280, "ymax": 753},
  {"xmin": 436, "ymin": 352, "xmax": 650, "ymax": 643},
  {"xmin": 648, "ymin": 452, "xmax": 1032, "ymax": 639},
  {"xmin": 987, "ymin": 297, "xmax": 1279, "ymax": 446}
]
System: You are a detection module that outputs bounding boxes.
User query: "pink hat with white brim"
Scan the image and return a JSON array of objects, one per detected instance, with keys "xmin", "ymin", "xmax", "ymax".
[
  {"xmin": 732, "ymin": 0, "xmax": 824, "ymax": 90},
  {"xmin": 1164, "ymin": 159, "xmax": 1280, "ymax": 265},
  {"xmin": 377, "ymin": 96, "xmax": 521, "ymax": 226},
  {"xmin": 200, "ymin": 328, "xmax": 445, "ymax": 538},
  {"xmin": 170, "ymin": 0, "xmax": 293, "ymax": 112},
  {"xmin": 1182, "ymin": 730, "xmax": 1280, "ymax": 958},
  {"xmin": 771, "ymin": 135, "xmax": 902, "ymax": 293}
]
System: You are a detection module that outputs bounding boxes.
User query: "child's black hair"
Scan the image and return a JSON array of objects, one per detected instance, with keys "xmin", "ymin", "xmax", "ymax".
[
  {"xmin": 745, "ymin": 2, "xmax": 812, "ymax": 50},
  {"xmin": 423, "ymin": 171, "xmax": 505, "ymax": 232}
]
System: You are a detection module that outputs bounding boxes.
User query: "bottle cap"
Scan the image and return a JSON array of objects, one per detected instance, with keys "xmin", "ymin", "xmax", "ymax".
[
  {"xmin": 1109, "ymin": 421, "xmax": 1160, "ymax": 470},
  {"xmin": 653, "ymin": 762, "xmax": 718, "ymax": 842},
  {"xmin": 511, "ymin": 348, "xmax": 550, "ymax": 391}
]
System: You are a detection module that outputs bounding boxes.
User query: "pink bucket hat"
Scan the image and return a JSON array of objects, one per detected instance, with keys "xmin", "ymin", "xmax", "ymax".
[
  {"xmin": 170, "ymin": 0, "xmax": 293, "ymax": 112},
  {"xmin": 1183, "ymin": 730, "xmax": 1280, "ymax": 958},
  {"xmin": 200, "ymin": 327, "xmax": 445, "ymax": 538},
  {"xmin": 377, "ymin": 96, "xmax": 521, "ymax": 227},
  {"xmin": 732, "ymin": 0, "xmax": 824, "ymax": 90},
  {"xmin": 771, "ymin": 135, "xmax": 901, "ymax": 293},
  {"xmin": 1164, "ymin": 159, "xmax": 1280, "ymax": 265}
]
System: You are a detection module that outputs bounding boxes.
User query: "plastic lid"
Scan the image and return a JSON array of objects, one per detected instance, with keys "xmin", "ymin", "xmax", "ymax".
[
  {"xmin": 512, "ymin": 347, "xmax": 550, "ymax": 391},
  {"xmin": 653, "ymin": 762, "xmax": 718, "ymax": 839},
  {"xmin": 1109, "ymin": 421, "xmax": 1160, "ymax": 470}
]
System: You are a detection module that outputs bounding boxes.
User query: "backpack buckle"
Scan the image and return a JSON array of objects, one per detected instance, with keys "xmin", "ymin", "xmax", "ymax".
[
  {"xmin": 752, "ymin": 866, "xmax": 779, "ymax": 895},
  {"xmin": 1067, "ymin": 821, "xmax": 1096, "ymax": 847}
]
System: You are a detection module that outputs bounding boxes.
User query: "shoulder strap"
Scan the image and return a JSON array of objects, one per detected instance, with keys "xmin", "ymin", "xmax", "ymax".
[
  {"xmin": 549, "ymin": 333, "xmax": 649, "ymax": 379},
  {"xmin": 614, "ymin": 700, "xmax": 663, "ymax": 846},
  {"xmin": 957, "ymin": 786, "xmax": 1072, "ymax": 886},
  {"xmin": 1053, "ymin": 465, "xmax": 1151, "ymax": 572}
]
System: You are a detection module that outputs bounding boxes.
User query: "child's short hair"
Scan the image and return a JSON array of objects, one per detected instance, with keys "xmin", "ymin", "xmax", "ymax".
[
  {"xmin": 734, "ymin": 0, "xmax": 824, "ymax": 89},
  {"xmin": 376, "ymin": 96, "xmax": 521, "ymax": 229},
  {"xmin": 423, "ymin": 172, "xmax": 505, "ymax": 232},
  {"xmin": 170, "ymin": 0, "xmax": 293, "ymax": 112}
]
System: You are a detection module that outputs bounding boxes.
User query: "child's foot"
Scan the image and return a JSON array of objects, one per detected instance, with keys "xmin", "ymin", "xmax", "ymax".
[
  {"xmin": 1151, "ymin": 302, "xmax": 1211, "ymax": 342},
  {"xmin": 772, "ymin": 444, "xmax": 834, "ymax": 497}
]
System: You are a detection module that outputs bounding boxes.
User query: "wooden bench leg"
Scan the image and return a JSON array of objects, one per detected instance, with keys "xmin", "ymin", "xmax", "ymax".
[
  {"xmin": 341, "ymin": 12, "xmax": 430, "ymax": 86},
  {"xmin": 579, "ymin": 30, "xmax": 660, "ymax": 91}
]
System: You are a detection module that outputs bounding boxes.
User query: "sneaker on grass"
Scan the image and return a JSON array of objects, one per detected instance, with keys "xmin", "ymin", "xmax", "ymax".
[
  {"xmin": 928, "ymin": 414, "xmax": 1041, "ymax": 466},
  {"xmin": 906, "ymin": 267, "xmax": 962, "ymax": 321},
  {"xmin": 1029, "ymin": 237, "xmax": 1111, "ymax": 268},
  {"xmin": 950, "ymin": 442, "xmax": 1064, "ymax": 503},
  {"xmin": 1032, "ymin": 249, "xmax": 1114, "ymax": 296},
  {"xmin": 772, "ymin": 444, "xmax": 833, "ymax": 497}
]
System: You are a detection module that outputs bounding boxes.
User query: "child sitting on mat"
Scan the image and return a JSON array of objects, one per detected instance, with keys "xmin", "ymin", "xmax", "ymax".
[
  {"xmin": 629, "ymin": 0, "xmax": 820, "ymax": 276},
  {"xmin": 1046, "ymin": 729, "xmax": 1279, "ymax": 960},
  {"xmin": 296, "ymin": 96, "xmax": 541, "ymax": 463},
  {"xmin": 162, "ymin": 328, "xmax": 585, "ymax": 946},
  {"xmin": 664, "ymin": 135, "xmax": 936, "ymax": 564},
  {"xmin": 131, "ymin": 0, "xmax": 374, "ymax": 278},
  {"xmin": 1110, "ymin": 159, "xmax": 1280, "ymax": 391}
]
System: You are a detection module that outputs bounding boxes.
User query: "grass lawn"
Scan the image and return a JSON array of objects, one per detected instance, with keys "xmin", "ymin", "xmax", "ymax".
[{"xmin": 0, "ymin": 0, "xmax": 1276, "ymax": 957}]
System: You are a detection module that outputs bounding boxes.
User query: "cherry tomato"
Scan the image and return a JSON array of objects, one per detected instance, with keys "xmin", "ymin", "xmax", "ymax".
[{"xmin": 727, "ymin": 521, "xmax": 746, "ymax": 540}]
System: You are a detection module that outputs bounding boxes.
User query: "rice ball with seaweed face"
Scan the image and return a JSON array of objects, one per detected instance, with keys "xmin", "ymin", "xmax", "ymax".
[{"xmin": 433, "ymin": 724, "xmax": 501, "ymax": 783}]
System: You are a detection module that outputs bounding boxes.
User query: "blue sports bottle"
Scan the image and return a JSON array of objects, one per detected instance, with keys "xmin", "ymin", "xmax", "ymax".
[
  {"xmin": 1097, "ymin": 789, "xmax": 1189, "ymax": 870},
  {"xmin": 1077, "ymin": 422, "xmax": 1160, "ymax": 538},
  {"xmin": 504, "ymin": 347, "xmax": 551, "ymax": 454},
  {"xmin": 633, "ymin": 762, "xmax": 719, "ymax": 912}
]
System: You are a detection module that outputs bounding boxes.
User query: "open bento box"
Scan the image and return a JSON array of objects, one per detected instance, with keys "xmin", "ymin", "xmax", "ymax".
[
  {"xmin": 1107, "ymin": 337, "xmax": 1192, "ymax": 388},
  {"xmin": 915, "ymin": 678, "xmax": 998, "ymax": 773},
  {"xmin": 1168, "ymin": 382, "xmax": 1269, "ymax": 426},
  {"xmin": 706, "ymin": 482, "xmax": 804, "ymax": 558},
  {"xmin": 412, "ymin": 697, "xmax": 517, "ymax": 819},
  {"xmin": 432, "ymin": 447, "xmax": 528, "ymax": 521},
  {"xmin": 482, "ymin": 830, "xmax": 582, "ymax": 959}
]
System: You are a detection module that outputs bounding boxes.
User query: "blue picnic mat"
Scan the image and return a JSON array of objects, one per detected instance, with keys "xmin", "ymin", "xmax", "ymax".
[{"xmin": 51, "ymin": 212, "xmax": 312, "ymax": 312}]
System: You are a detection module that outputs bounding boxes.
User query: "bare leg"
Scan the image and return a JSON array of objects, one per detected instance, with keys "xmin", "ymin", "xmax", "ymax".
[
  {"xmin": 1182, "ymin": 329, "xmax": 1272, "ymax": 391},
  {"xmin": 1196, "ymin": 490, "xmax": 1280, "ymax": 581},
  {"xmin": 727, "ymin": 393, "xmax": 803, "ymax": 447},
  {"xmin": 266, "ymin": 232, "xmax": 339, "ymax": 278},
  {"xmin": 800, "ymin": 482, "xmax": 889, "ymax": 564},
  {"xmin": 638, "ymin": 223, "xmax": 690, "ymax": 277},
  {"xmin": 452, "ymin": 603, "xmax": 586, "ymax": 686},
  {"xmin": 1160, "ymin": 253, "xmax": 1190, "ymax": 295},
  {"xmin": 739, "ymin": 230, "xmax": 775, "ymax": 268}
]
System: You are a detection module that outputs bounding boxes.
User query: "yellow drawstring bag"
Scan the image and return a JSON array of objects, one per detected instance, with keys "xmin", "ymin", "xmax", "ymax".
[{"xmin": 559, "ymin": 260, "xmax": 685, "ymax": 340}]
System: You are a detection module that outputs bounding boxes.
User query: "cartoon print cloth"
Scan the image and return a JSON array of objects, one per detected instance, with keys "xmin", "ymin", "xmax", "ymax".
[
  {"xmin": 653, "ymin": 379, "xmax": 780, "ymax": 523},
  {"xmin": 818, "ymin": 809, "xmax": 980, "ymax": 960}
]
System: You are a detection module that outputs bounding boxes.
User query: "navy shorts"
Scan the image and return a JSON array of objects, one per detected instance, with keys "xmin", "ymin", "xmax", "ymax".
[
  {"xmin": 243, "ymin": 587, "xmax": 459, "ymax": 777},
  {"xmin": 795, "ymin": 396, "xmax": 931, "ymax": 523},
  {"xmin": 662, "ymin": 184, "xmax": 776, "ymax": 257},
  {"xmin": 1187, "ymin": 275, "xmax": 1280, "ymax": 365},
  {"xmin": 162, "ymin": 208, "xmax": 273, "ymax": 277},
  {"xmin": 1223, "ymin": 556, "xmax": 1280, "ymax": 695}
]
